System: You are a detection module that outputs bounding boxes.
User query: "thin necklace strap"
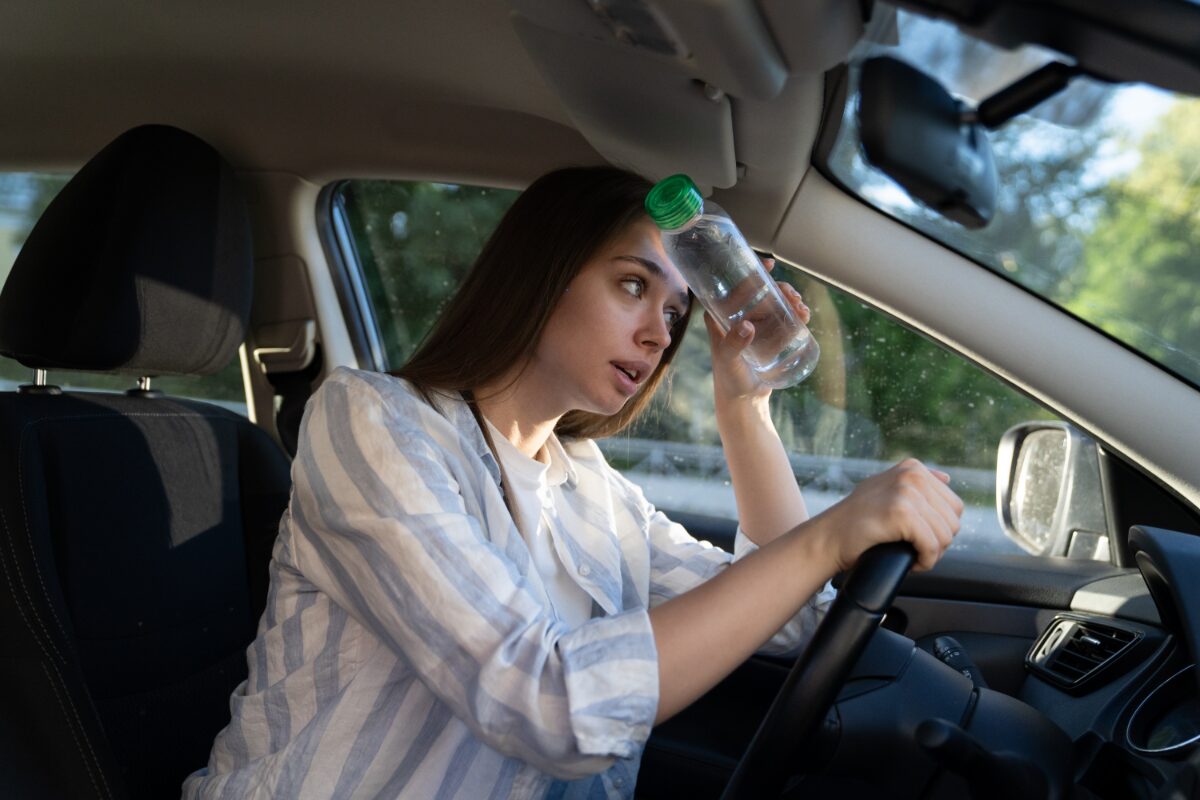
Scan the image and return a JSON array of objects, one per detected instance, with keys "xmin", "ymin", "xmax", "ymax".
[{"xmin": 462, "ymin": 389, "xmax": 516, "ymax": 519}]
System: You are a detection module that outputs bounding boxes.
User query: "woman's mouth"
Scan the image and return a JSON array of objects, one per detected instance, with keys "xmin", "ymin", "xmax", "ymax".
[{"xmin": 611, "ymin": 361, "xmax": 648, "ymax": 395}]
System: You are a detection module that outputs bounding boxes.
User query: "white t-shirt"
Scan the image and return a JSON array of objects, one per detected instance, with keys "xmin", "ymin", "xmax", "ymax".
[{"xmin": 485, "ymin": 420, "xmax": 595, "ymax": 627}]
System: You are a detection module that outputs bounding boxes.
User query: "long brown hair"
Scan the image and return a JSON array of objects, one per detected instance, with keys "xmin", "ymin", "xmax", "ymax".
[{"xmin": 395, "ymin": 166, "xmax": 692, "ymax": 440}]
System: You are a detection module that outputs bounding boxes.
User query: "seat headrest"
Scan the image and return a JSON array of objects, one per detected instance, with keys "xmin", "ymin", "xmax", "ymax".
[{"xmin": 0, "ymin": 125, "xmax": 252, "ymax": 377}]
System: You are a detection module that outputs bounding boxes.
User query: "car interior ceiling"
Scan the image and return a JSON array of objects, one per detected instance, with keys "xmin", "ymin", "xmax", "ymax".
[{"xmin": 3, "ymin": 1, "xmax": 1200, "ymax": 799}]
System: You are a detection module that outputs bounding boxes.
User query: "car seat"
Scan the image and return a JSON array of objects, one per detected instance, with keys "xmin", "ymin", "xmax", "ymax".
[{"xmin": 0, "ymin": 125, "xmax": 292, "ymax": 799}]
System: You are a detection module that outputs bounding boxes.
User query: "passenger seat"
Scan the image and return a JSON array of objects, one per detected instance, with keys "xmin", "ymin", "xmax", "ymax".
[{"xmin": 0, "ymin": 125, "xmax": 292, "ymax": 799}]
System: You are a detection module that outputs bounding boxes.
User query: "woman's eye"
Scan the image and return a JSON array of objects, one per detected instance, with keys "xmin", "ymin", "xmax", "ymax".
[
  {"xmin": 620, "ymin": 277, "xmax": 645, "ymax": 298},
  {"xmin": 664, "ymin": 309, "xmax": 682, "ymax": 326}
]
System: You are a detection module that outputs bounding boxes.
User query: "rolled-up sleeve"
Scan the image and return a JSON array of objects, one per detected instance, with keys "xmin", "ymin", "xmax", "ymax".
[
  {"xmin": 610, "ymin": 467, "xmax": 833, "ymax": 656},
  {"xmin": 287, "ymin": 372, "xmax": 657, "ymax": 779},
  {"xmin": 733, "ymin": 531, "xmax": 836, "ymax": 655}
]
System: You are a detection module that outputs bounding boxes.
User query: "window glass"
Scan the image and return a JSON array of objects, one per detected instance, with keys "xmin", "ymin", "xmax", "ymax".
[
  {"xmin": 616, "ymin": 271, "xmax": 1058, "ymax": 557},
  {"xmin": 336, "ymin": 180, "xmax": 520, "ymax": 369},
  {"xmin": 823, "ymin": 5, "xmax": 1200, "ymax": 388},
  {"xmin": 338, "ymin": 180, "xmax": 1077, "ymax": 559},
  {"xmin": 0, "ymin": 172, "xmax": 247, "ymax": 413}
]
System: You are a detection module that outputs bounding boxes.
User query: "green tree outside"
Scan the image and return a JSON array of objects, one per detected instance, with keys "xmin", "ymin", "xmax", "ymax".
[
  {"xmin": 1068, "ymin": 101, "xmax": 1200, "ymax": 379},
  {"xmin": 340, "ymin": 180, "xmax": 520, "ymax": 369}
]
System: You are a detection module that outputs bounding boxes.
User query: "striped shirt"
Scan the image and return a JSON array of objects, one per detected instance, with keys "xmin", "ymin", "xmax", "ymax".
[{"xmin": 182, "ymin": 367, "xmax": 833, "ymax": 799}]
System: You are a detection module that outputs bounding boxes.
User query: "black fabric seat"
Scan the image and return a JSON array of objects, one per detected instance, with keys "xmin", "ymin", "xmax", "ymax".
[{"xmin": 0, "ymin": 125, "xmax": 291, "ymax": 799}]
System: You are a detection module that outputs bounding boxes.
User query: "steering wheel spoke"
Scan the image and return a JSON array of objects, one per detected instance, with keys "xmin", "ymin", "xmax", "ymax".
[{"xmin": 719, "ymin": 542, "xmax": 916, "ymax": 800}]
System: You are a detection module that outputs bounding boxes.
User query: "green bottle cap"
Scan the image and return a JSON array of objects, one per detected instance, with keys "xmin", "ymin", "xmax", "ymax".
[{"xmin": 645, "ymin": 174, "xmax": 703, "ymax": 230}]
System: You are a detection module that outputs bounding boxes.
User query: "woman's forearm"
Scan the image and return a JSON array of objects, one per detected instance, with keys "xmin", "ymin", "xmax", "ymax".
[
  {"xmin": 716, "ymin": 394, "xmax": 809, "ymax": 546},
  {"xmin": 648, "ymin": 522, "xmax": 831, "ymax": 724}
]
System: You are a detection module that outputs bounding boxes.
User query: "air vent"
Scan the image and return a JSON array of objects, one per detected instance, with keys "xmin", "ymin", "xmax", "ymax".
[{"xmin": 1027, "ymin": 616, "xmax": 1142, "ymax": 692}]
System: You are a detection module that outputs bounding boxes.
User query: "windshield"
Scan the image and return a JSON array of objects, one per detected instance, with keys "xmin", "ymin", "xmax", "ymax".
[{"xmin": 824, "ymin": 6, "xmax": 1200, "ymax": 388}]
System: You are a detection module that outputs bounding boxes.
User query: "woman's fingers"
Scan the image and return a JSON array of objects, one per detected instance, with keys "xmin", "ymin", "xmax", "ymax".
[
  {"xmin": 908, "ymin": 518, "xmax": 942, "ymax": 572},
  {"xmin": 891, "ymin": 460, "xmax": 961, "ymax": 570},
  {"xmin": 704, "ymin": 311, "xmax": 773, "ymax": 400},
  {"xmin": 759, "ymin": 256, "xmax": 812, "ymax": 325},
  {"xmin": 779, "ymin": 281, "xmax": 810, "ymax": 325},
  {"xmin": 822, "ymin": 458, "xmax": 963, "ymax": 575},
  {"xmin": 704, "ymin": 312, "xmax": 755, "ymax": 354},
  {"xmin": 879, "ymin": 486, "xmax": 941, "ymax": 572},
  {"xmin": 927, "ymin": 469, "xmax": 965, "ymax": 524},
  {"xmin": 759, "ymin": 256, "xmax": 811, "ymax": 323},
  {"xmin": 913, "ymin": 486, "xmax": 960, "ymax": 556},
  {"xmin": 897, "ymin": 502, "xmax": 950, "ymax": 573},
  {"xmin": 916, "ymin": 469, "xmax": 962, "ymax": 537},
  {"xmin": 705, "ymin": 313, "xmax": 758, "ymax": 379},
  {"xmin": 931, "ymin": 473, "xmax": 965, "ymax": 521}
]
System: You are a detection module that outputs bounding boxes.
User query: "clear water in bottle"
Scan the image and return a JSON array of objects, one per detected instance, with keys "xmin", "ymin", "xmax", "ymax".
[{"xmin": 659, "ymin": 210, "xmax": 820, "ymax": 389}]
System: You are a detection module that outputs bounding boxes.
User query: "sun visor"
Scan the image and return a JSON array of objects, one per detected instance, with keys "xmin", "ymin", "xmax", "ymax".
[
  {"xmin": 512, "ymin": 11, "xmax": 737, "ymax": 189},
  {"xmin": 760, "ymin": 0, "xmax": 867, "ymax": 73},
  {"xmin": 651, "ymin": 0, "xmax": 787, "ymax": 100},
  {"xmin": 511, "ymin": 1, "xmax": 864, "ymax": 189}
]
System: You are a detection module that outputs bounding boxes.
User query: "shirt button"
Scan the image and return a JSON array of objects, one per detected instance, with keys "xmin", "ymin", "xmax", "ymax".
[
  {"xmin": 578, "ymin": 564, "xmax": 591, "ymax": 577},
  {"xmin": 614, "ymin": 777, "xmax": 625, "ymax": 788}
]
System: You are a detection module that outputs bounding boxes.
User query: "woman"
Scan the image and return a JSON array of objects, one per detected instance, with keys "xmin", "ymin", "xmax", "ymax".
[{"xmin": 183, "ymin": 167, "xmax": 961, "ymax": 799}]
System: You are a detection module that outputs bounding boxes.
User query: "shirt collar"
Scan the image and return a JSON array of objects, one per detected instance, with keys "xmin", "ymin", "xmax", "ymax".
[
  {"xmin": 540, "ymin": 430, "xmax": 579, "ymax": 490},
  {"xmin": 437, "ymin": 390, "xmax": 579, "ymax": 491},
  {"xmin": 423, "ymin": 389, "xmax": 503, "ymax": 486}
]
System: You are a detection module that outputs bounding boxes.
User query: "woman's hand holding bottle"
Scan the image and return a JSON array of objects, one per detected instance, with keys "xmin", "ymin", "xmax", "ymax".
[{"xmin": 706, "ymin": 258, "xmax": 810, "ymax": 408}]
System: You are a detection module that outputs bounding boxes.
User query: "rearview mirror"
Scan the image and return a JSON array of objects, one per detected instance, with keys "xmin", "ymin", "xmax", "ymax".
[
  {"xmin": 996, "ymin": 421, "xmax": 1111, "ymax": 561},
  {"xmin": 857, "ymin": 56, "xmax": 998, "ymax": 229}
]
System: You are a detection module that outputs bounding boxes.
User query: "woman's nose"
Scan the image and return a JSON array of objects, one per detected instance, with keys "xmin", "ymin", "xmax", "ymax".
[{"xmin": 639, "ymin": 312, "xmax": 671, "ymax": 351}]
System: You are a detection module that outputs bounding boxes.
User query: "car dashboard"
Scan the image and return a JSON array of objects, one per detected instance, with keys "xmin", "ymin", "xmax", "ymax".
[
  {"xmin": 642, "ymin": 525, "xmax": 1200, "ymax": 800},
  {"xmin": 1032, "ymin": 524, "xmax": 1200, "ymax": 798},
  {"xmin": 822, "ymin": 528, "xmax": 1198, "ymax": 800}
]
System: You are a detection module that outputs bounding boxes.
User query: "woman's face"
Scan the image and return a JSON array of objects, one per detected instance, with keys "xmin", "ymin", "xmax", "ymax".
[{"xmin": 527, "ymin": 218, "xmax": 690, "ymax": 418}]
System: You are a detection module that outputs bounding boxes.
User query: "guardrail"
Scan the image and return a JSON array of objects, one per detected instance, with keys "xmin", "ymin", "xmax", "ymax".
[
  {"xmin": 598, "ymin": 436, "xmax": 994, "ymax": 494},
  {"xmin": 599, "ymin": 436, "xmax": 1018, "ymax": 554}
]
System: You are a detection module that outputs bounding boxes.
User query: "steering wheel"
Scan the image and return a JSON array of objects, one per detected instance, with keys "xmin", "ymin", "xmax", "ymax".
[{"xmin": 718, "ymin": 542, "xmax": 917, "ymax": 799}]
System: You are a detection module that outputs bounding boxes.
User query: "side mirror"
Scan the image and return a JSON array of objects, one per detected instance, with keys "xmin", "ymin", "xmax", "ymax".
[
  {"xmin": 857, "ymin": 56, "xmax": 998, "ymax": 229},
  {"xmin": 996, "ymin": 421, "xmax": 1112, "ymax": 561}
]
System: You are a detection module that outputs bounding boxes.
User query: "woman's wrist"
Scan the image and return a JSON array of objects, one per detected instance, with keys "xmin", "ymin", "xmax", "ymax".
[
  {"xmin": 714, "ymin": 390, "xmax": 773, "ymax": 433},
  {"xmin": 783, "ymin": 514, "xmax": 841, "ymax": 580}
]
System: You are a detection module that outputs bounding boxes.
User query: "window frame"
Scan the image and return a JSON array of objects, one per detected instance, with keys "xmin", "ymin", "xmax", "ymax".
[{"xmin": 317, "ymin": 180, "xmax": 391, "ymax": 373}]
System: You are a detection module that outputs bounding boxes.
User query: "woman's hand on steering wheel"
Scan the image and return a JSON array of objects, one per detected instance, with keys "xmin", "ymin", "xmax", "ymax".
[{"xmin": 810, "ymin": 458, "xmax": 963, "ymax": 573}]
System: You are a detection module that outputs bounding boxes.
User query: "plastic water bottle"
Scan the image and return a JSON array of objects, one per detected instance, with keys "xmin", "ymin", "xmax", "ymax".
[{"xmin": 645, "ymin": 174, "xmax": 820, "ymax": 388}]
